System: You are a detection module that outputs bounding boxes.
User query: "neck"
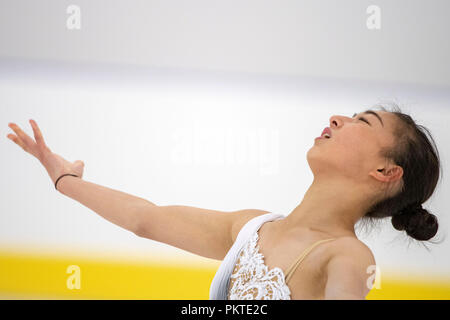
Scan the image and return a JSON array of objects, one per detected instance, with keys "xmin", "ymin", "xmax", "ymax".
[{"xmin": 281, "ymin": 177, "xmax": 373, "ymax": 238}]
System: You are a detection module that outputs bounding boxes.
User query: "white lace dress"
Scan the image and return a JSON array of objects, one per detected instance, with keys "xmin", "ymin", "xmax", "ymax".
[
  {"xmin": 227, "ymin": 231, "xmax": 291, "ymax": 300},
  {"xmin": 209, "ymin": 212, "xmax": 289, "ymax": 300}
]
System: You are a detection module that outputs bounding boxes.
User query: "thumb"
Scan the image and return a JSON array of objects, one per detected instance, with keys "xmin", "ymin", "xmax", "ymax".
[
  {"xmin": 74, "ymin": 160, "xmax": 84, "ymax": 167},
  {"xmin": 73, "ymin": 160, "xmax": 85, "ymax": 177}
]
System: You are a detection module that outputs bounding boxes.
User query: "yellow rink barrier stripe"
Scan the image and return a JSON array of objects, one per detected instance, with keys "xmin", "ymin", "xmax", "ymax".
[
  {"xmin": 366, "ymin": 270, "xmax": 450, "ymax": 300},
  {"xmin": 1, "ymin": 248, "xmax": 450, "ymax": 300}
]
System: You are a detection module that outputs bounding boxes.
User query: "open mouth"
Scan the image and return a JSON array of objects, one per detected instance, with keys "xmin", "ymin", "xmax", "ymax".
[{"xmin": 318, "ymin": 127, "xmax": 332, "ymax": 139}]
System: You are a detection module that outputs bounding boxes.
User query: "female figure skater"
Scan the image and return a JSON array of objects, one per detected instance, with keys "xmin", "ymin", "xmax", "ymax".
[{"xmin": 6, "ymin": 104, "xmax": 441, "ymax": 300}]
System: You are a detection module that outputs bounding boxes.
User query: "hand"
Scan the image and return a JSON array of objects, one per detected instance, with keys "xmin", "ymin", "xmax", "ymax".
[{"xmin": 7, "ymin": 119, "xmax": 85, "ymax": 187}]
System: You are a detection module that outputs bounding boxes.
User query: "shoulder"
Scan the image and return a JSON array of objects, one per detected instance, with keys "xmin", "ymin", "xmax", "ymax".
[
  {"xmin": 329, "ymin": 236, "xmax": 375, "ymax": 259},
  {"xmin": 330, "ymin": 237, "xmax": 375, "ymax": 264},
  {"xmin": 326, "ymin": 236, "xmax": 376, "ymax": 271},
  {"xmin": 230, "ymin": 209, "xmax": 271, "ymax": 243},
  {"xmin": 323, "ymin": 237, "xmax": 376, "ymax": 299}
]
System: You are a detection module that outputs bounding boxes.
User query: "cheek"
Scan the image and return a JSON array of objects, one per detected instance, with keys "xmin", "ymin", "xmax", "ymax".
[{"xmin": 331, "ymin": 129, "xmax": 376, "ymax": 168}]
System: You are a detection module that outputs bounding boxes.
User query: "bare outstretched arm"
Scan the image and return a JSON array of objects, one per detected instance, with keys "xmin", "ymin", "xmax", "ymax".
[{"xmin": 7, "ymin": 120, "xmax": 268, "ymax": 260}]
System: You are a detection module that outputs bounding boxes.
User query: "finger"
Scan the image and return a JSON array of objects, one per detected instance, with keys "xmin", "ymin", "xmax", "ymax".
[
  {"xmin": 8, "ymin": 122, "xmax": 36, "ymax": 150},
  {"xmin": 29, "ymin": 119, "xmax": 46, "ymax": 146},
  {"xmin": 7, "ymin": 133, "xmax": 28, "ymax": 151},
  {"xmin": 74, "ymin": 160, "xmax": 84, "ymax": 167}
]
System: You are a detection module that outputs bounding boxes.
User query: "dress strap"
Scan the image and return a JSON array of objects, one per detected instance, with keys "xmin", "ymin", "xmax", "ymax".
[{"xmin": 284, "ymin": 238, "xmax": 336, "ymax": 284}]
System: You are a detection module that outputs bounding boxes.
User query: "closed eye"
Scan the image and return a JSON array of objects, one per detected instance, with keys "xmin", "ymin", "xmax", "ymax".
[
  {"xmin": 352, "ymin": 113, "xmax": 371, "ymax": 126},
  {"xmin": 358, "ymin": 117, "xmax": 370, "ymax": 125}
]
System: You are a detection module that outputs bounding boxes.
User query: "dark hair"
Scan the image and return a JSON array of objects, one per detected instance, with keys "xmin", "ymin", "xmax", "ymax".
[{"xmin": 361, "ymin": 102, "xmax": 443, "ymax": 243}]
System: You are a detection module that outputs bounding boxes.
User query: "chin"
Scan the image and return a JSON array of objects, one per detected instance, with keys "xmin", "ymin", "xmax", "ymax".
[
  {"xmin": 306, "ymin": 147, "xmax": 329, "ymax": 176},
  {"xmin": 306, "ymin": 148, "xmax": 317, "ymax": 172},
  {"xmin": 306, "ymin": 144, "xmax": 320, "ymax": 162}
]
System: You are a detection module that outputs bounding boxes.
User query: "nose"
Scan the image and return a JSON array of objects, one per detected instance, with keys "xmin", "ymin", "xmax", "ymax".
[
  {"xmin": 329, "ymin": 115, "xmax": 342, "ymax": 128},
  {"xmin": 329, "ymin": 115, "xmax": 354, "ymax": 131}
]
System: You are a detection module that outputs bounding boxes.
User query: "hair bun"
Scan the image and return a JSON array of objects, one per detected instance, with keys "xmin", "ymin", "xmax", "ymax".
[{"xmin": 391, "ymin": 204, "xmax": 438, "ymax": 241}]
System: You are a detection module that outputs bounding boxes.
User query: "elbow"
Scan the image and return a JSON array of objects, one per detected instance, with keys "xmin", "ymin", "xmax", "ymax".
[
  {"xmin": 132, "ymin": 202, "xmax": 158, "ymax": 238},
  {"xmin": 133, "ymin": 222, "xmax": 145, "ymax": 238},
  {"xmin": 133, "ymin": 215, "xmax": 148, "ymax": 238}
]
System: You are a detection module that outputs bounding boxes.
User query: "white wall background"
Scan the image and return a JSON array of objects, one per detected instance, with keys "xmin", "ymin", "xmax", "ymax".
[
  {"xmin": 0, "ymin": 1, "xmax": 449, "ymax": 277},
  {"xmin": 0, "ymin": 0, "xmax": 449, "ymax": 87}
]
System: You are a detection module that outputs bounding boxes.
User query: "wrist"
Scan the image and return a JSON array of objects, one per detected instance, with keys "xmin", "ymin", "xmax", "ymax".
[{"xmin": 55, "ymin": 173, "xmax": 79, "ymax": 192}]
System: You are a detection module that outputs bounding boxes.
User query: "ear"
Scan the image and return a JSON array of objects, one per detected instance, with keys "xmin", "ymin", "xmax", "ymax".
[{"xmin": 369, "ymin": 164, "xmax": 403, "ymax": 183}]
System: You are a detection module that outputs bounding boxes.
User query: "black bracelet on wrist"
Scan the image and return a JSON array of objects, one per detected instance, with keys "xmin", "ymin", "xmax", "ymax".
[{"xmin": 55, "ymin": 173, "xmax": 79, "ymax": 190}]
